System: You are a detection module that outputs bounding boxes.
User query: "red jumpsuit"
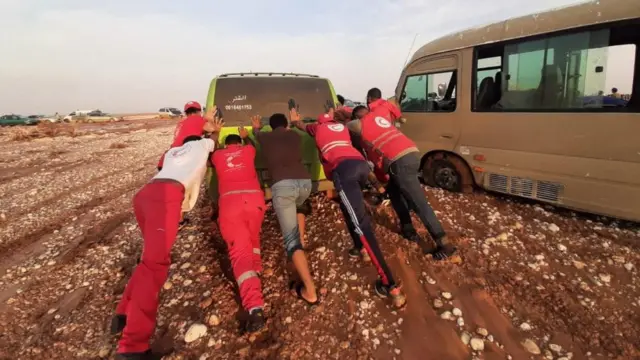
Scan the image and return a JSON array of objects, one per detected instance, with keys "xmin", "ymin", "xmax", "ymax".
[
  {"xmin": 157, "ymin": 114, "xmax": 206, "ymax": 169},
  {"xmin": 116, "ymin": 138, "xmax": 215, "ymax": 354},
  {"xmin": 211, "ymin": 144, "xmax": 266, "ymax": 312}
]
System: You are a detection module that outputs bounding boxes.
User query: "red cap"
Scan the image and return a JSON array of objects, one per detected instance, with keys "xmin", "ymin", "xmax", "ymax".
[
  {"xmin": 317, "ymin": 113, "xmax": 333, "ymax": 124},
  {"xmin": 184, "ymin": 101, "xmax": 202, "ymax": 112}
]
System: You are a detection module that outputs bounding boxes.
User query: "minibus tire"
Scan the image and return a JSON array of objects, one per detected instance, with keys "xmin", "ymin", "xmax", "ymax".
[{"xmin": 423, "ymin": 153, "xmax": 473, "ymax": 193}]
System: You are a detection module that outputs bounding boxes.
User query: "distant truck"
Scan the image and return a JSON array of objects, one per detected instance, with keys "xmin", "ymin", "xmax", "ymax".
[{"xmin": 204, "ymin": 72, "xmax": 339, "ymax": 201}]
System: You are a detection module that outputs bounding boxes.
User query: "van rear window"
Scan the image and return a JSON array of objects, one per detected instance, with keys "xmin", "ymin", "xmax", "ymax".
[{"xmin": 213, "ymin": 77, "xmax": 333, "ymax": 125}]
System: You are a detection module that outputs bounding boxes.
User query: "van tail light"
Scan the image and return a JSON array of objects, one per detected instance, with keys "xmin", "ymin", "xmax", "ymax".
[
  {"xmin": 473, "ymin": 154, "xmax": 486, "ymax": 162},
  {"xmin": 472, "ymin": 166, "xmax": 484, "ymax": 173}
]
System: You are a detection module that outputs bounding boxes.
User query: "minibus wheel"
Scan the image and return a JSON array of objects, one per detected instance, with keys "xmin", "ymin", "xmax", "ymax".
[{"xmin": 423, "ymin": 153, "xmax": 473, "ymax": 193}]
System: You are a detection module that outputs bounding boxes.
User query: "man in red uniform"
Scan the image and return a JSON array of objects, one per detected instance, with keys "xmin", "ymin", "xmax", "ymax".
[
  {"xmin": 157, "ymin": 102, "xmax": 220, "ymax": 228},
  {"xmin": 111, "ymin": 118, "xmax": 223, "ymax": 360},
  {"xmin": 292, "ymin": 105, "xmax": 406, "ymax": 308},
  {"xmin": 211, "ymin": 129, "xmax": 267, "ymax": 332},
  {"xmin": 347, "ymin": 88, "xmax": 456, "ymax": 260},
  {"xmin": 337, "ymin": 94, "xmax": 353, "ymax": 113}
]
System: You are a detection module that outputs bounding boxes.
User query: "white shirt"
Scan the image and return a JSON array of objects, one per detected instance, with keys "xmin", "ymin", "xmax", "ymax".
[{"xmin": 154, "ymin": 138, "xmax": 215, "ymax": 211}]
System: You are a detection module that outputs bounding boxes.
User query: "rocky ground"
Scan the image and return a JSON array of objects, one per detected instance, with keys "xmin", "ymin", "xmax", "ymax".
[{"xmin": 0, "ymin": 120, "xmax": 638, "ymax": 360}]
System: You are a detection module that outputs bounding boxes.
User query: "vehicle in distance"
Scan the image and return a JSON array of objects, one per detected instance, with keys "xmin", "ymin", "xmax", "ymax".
[
  {"xmin": 394, "ymin": 0, "xmax": 640, "ymax": 221},
  {"xmin": 158, "ymin": 107, "xmax": 182, "ymax": 118},
  {"xmin": 204, "ymin": 72, "xmax": 339, "ymax": 201},
  {"xmin": 0, "ymin": 114, "xmax": 39, "ymax": 126},
  {"xmin": 64, "ymin": 109, "xmax": 118, "ymax": 123}
]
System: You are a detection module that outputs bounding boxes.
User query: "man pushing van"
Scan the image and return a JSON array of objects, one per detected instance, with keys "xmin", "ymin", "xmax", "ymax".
[
  {"xmin": 111, "ymin": 116, "xmax": 223, "ymax": 360},
  {"xmin": 211, "ymin": 129, "xmax": 268, "ymax": 332},
  {"xmin": 348, "ymin": 88, "xmax": 456, "ymax": 260},
  {"xmin": 292, "ymin": 103, "xmax": 406, "ymax": 308}
]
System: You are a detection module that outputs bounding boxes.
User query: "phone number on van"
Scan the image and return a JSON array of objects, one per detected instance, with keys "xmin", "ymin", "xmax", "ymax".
[{"xmin": 225, "ymin": 104, "xmax": 253, "ymax": 110}]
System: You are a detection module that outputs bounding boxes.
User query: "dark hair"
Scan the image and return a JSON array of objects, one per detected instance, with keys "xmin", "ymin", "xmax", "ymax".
[
  {"xmin": 182, "ymin": 135, "xmax": 202, "ymax": 144},
  {"xmin": 185, "ymin": 108, "xmax": 200, "ymax": 116},
  {"xmin": 337, "ymin": 95, "xmax": 345, "ymax": 106},
  {"xmin": 612, "ymin": 87, "xmax": 618, "ymax": 93},
  {"xmin": 269, "ymin": 113, "xmax": 288, "ymax": 129},
  {"xmin": 351, "ymin": 105, "xmax": 368, "ymax": 120},
  {"xmin": 366, "ymin": 88, "xmax": 382, "ymax": 101},
  {"xmin": 225, "ymin": 134, "xmax": 242, "ymax": 145}
]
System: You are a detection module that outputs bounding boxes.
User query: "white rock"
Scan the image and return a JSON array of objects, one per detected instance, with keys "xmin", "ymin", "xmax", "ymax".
[
  {"xmin": 360, "ymin": 301, "xmax": 370, "ymax": 310},
  {"xmin": 452, "ymin": 308, "xmax": 462, "ymax": 317},
  {"xmin": 519, "ymin": 322, "xmax": 532, "ymax": 331},
  {"xmin": 316, "ymin": 246, "xmax": 326, "ymax": 253},
  {"xmin": 548, "ymin": 223, "xmax": 560, "ymax": 232},
  {"xmin": 184, "ymin": 323, "xmax": 207, "ymax": 343},
  {"xmin": 285, "ymin": 317, "xmax": 292, "ymax": 324},
  {"xmin": 496, "ymin": 233, "xmax": 508, "ymax": 241},
  {"xmin": 470, "ymin": 338, "xmax": 485, "ymax": 351},
  {"xmin": 362, "ymin": 329, "xmax": 369, "ymax": 338},
  {"xmin": 457, "ymin": 317, "xmax": 465, "ymax": 327},
  {"xmin": 624, "ymin": 263, "xmax": 634, "ymax": 271},
  {"xmin": 598, "ymin": 273, "xmax": 611, "ymax": 283},
  {"xmin": 522, "ymin": 339, "xmax": 541, "ymax": 354},
  {"xmin": 442, "ymin": 292, "xmax": 452, "ymax": 300},
  {"xmin": 440, "ymin": 311, "xmax": 453, "ymax": 320},
  {"xmin": 549, "ymin": 343, "xmax": 562, "ymax": 352},
  {"xmin": 460, "ymin": 332, "xmax": 471, "ymax": 345},
  {"xmin": 426, "ymin": 276, "xmax": 436, "ymax": 285},
  {"xmin": 476, "ymin": 328, "xmax": 489, "ymax": 337},
  {"xmin": 557, "ymin": 244, "xmax": 567, "ymax": 252},
  {"xmin": 208, "ymin": 314, "xmax": 221, "ymax": 326}
]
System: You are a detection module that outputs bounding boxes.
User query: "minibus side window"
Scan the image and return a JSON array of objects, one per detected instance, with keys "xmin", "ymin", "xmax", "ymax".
[
  {"xmin": 400, "ymin": 71, "xmax": 457, "ymax": 113},
  {"xmin": 473, "ymin": 22, "xmax": 638, "ymax": 112}
]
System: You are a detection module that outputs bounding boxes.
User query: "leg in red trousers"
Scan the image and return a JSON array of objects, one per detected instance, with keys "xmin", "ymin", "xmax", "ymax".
[
  {"xmin": 116, "ymin": 182, "xmax": 184, "ymax": 354},
  {"xmin": 218, "ymin": 194, "xmax": 266, "ymax": 313}
]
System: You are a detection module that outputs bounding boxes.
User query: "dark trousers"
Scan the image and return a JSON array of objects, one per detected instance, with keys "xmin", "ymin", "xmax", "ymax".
[
  {"xmin": 387, "ymin": 153, "xmax": 446, "ymax": 241},
  {"xmin": 332, "ymin": 159, "xmax": 396, "ymax": 287}
]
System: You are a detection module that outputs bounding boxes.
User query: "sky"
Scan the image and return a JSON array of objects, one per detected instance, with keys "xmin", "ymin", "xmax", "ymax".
[{"xmin": 0, "ymin": 0, "xmax": 632, "ymax": 114}]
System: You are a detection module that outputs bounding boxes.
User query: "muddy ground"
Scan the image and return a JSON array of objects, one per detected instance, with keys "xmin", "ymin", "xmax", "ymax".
[{"xmin": 0, "ymin": 120, "xmax": 638, "ymax": 360}]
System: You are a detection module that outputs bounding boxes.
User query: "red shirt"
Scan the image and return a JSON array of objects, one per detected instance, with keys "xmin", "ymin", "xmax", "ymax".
[
  {"xmin": 368, "ymin": 99, "xmax": 401, "ymax": 121},
  {"xmin": 158, "ymin": 115, "xmax": 206, "ymax": 169},
  {"xmin": 172, "ymin": 115, "xmax": 206, "ymax": 147},
  {"xmin": 211, "ymin": 144, "xmax": 262, "ymax": 197}
]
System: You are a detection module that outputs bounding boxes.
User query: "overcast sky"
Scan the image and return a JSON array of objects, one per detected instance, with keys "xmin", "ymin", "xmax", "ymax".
[{"xmin": 1, "ymin": 0, "xmax": 632, "ymax": 114}]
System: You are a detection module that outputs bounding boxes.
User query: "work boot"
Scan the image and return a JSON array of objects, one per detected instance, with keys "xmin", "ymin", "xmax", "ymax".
[
  {"xmin": 375, "ymin": 280, "xmax": 407, "ymax": 309},
  {"xmin": 400, "ymin": 225, "xmax": 421, "ymax": 243},
  {"xmin": 110, "ymin": 314, "xmax": 127, "ymax": 335},
  {"xmin": 116, "ymin": 349, "xmax": 161, "ymax": 360},
  {"xmin": 245, "ymin": 308, "xmax": 266, "ymax": 333},
  {"xmin": 348, "ymin": 248, "xmax": 371, "ymax": 263}
]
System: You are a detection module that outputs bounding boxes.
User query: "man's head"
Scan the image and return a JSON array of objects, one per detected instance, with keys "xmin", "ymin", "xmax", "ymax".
[
  {"xmin": 225, "ymin": 134, "xmax": 242, "ymax": 146},
  {"xmin": 269, "ymin": 113, "xmax": 288, "ymax": 129},
  {"xmin": 182, "ymin": 135, "xmax": 202, "ymax": 145},
  {"xmin": 366, "ymin": 88, "xmax": 382, "ymax": 104},
  {"xmin": 337, "ymin": 95, "xmax": 345, "ymax": 106},
  {"xmin": 351, "ymin": 105, "xmax": 369, "ymax": 120},
  {"xmin": 184, "ymin": 101, "xmax": 202, "ymax": 116},
  {"xmin": 612, "ymin": 87, "xmax": 618, "ymax": 94}
]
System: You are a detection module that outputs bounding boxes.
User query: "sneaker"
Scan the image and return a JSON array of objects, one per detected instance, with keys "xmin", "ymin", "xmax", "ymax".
[
  {"xmin": 116, "ymin": 349, "xmax": 160, "ymax": 360},
  {"xmin": 374, "ymin": 280, "xmax": 407, "ymax": 309},
  {"xmin": 110, "ymin": 314, "xmax": 127, "ymax": 335},
  {"xmin": 245, "ymin": 308, "xmax": 266, "ymax": 333}
]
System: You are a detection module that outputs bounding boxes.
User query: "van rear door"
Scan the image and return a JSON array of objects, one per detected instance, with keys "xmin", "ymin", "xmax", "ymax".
[{"xmin": 212, "ymin": 76, "xmax": 334, "ymax": 125}]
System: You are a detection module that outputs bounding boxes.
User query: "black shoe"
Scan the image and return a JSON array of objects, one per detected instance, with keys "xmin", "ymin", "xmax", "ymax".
[
  {"xmin": 401, "ymin": 226, "xmax": 421, "ymax": 243},
  {"xmin": 110, "ymin": 314, "xmax": 127, "ymax": 335},
  {"xmin": 429, "ymin": 244, "xmax": 457, "ymax": 261},
  {"xmin": 348, "ymin": 248, "xmax": 361, "ymax": 258},
  {"xmin": 374, "ymin": 280, "xmax": 407, "ymax": 309},
  {"xmin": 116, "ymin": 349, "xmax": 160, "ymax": 360},
  {"xmin": 245, "ymin": 308, "xmax": 266, "ymax": 333}
]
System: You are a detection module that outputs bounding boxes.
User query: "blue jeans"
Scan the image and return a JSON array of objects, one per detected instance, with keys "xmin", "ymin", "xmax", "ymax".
[{"xmin": 271, "ymin": 179, "xmax": 312, "ymax": 257}]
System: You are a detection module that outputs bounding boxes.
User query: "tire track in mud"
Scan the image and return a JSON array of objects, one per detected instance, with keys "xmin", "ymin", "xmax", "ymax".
[
  {"xmin": 0, "ymin": 154, "xmax": 158, "ymax": 225},
  {"xmin": 0, "ymin": 211, "xmax": 137, "ymax": 356},
  {"xmin": 0, "ymin": 174, "xmax": 151, "ymax": 275}
]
